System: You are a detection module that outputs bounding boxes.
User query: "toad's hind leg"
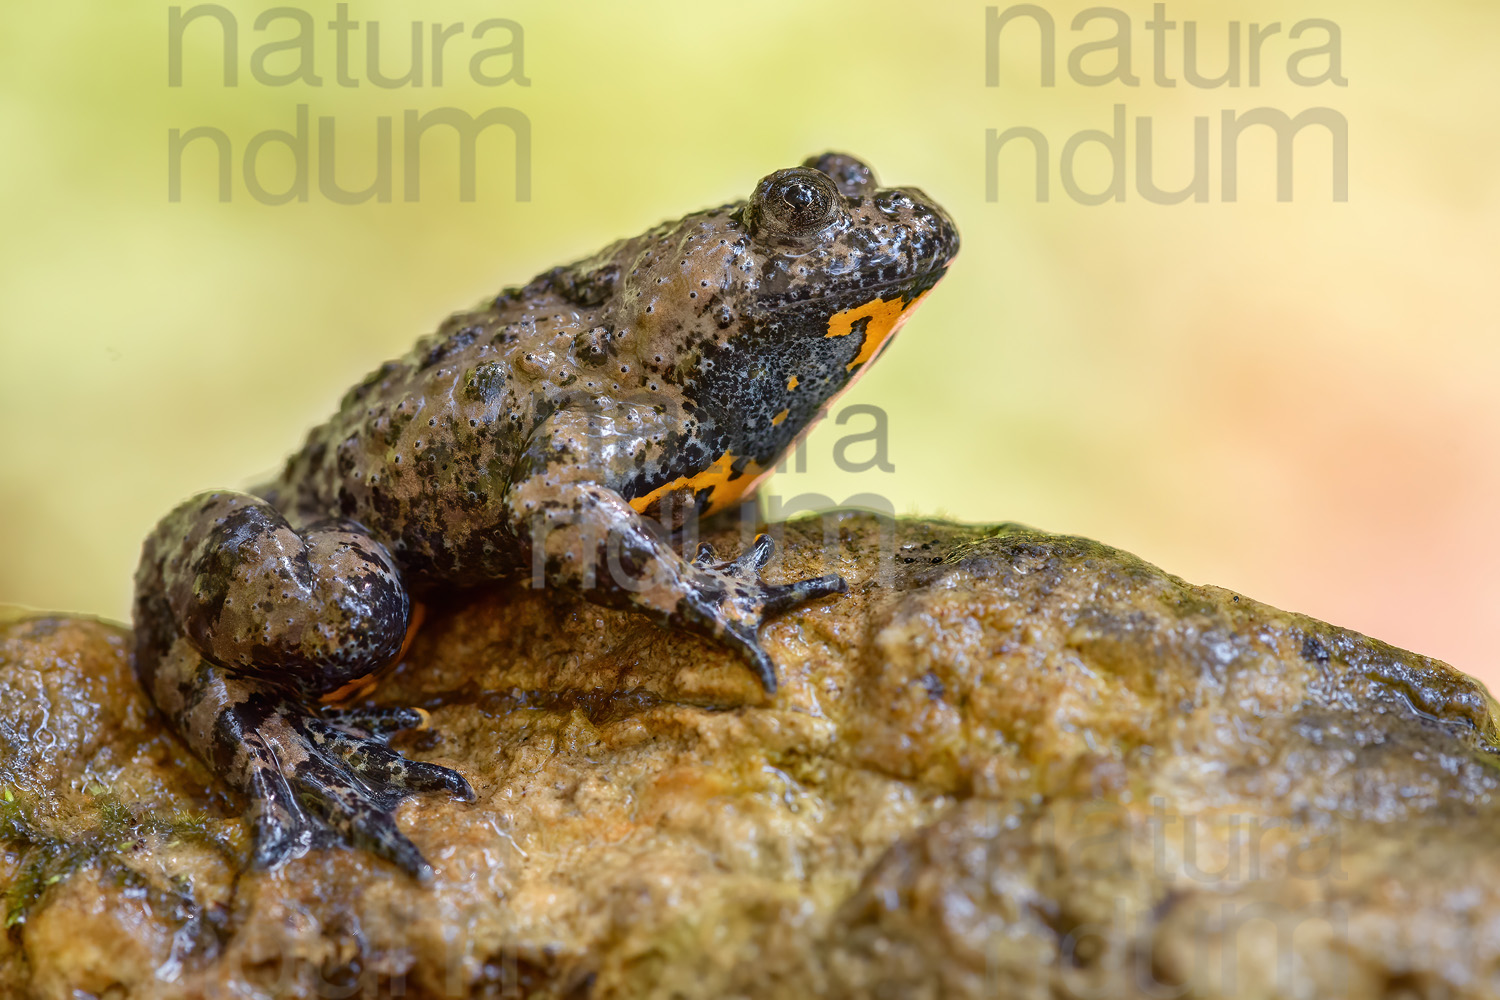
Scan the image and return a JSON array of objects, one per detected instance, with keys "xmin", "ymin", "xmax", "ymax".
[{"xmin": 133, "ymin": 491, "xmax": 474, "ymax": 879}]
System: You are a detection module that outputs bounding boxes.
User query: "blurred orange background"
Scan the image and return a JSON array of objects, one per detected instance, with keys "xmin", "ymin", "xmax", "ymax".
[{"xmin": 1, "ymin": 1, "xmax": 1495, "ymax": 685}]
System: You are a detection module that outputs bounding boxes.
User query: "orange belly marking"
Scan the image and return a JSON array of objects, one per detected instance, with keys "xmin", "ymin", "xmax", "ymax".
[
  {"xmin": 825, "ymin": 289, "xmax": 930, "ymax": 371},
  {"xmin": 629, "ymin": 450, "xmax": 765, "ymax": 518}
]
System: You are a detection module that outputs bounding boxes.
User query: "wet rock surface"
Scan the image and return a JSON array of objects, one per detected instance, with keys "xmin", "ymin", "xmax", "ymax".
[{"xmin": 2, "ymin": 515, "xmax": 1499, "ymax": 999}]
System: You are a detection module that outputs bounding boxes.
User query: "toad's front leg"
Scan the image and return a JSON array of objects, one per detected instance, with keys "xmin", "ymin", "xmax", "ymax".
[
  {"xmin": 133, "ymin": 492, "xmax": 473, "ymax": 878},
  {"xmin": 506, "ymin": 476, "xmax": 845, "ymax": 693}
]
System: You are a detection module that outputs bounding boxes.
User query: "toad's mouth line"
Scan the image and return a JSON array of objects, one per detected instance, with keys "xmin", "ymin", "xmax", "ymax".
[{"xmin": 756, "ymin": 260, "xmax": 955, "ymax": 317}]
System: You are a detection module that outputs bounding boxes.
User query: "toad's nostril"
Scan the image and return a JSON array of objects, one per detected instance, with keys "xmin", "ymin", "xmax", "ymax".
[{"xmin": 874, "ymin": 189, "xmax": 918, "ymax": 217}]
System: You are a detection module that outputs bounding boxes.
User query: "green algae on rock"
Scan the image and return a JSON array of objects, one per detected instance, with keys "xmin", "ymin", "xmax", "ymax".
[{"xmin": 3, "ymin": 515, "xmax": 1498, "ymax": 999}]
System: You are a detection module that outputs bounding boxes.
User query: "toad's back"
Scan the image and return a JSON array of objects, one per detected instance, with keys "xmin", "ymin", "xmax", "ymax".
[{"xmin": 260, "ymin": 289, "xmax": 598, "ymax": 586}]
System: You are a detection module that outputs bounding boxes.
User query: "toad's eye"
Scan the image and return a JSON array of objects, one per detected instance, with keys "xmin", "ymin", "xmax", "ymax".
[{"xmin": 745, "ymin": 168, "xmax": 844, "ymax": 244}]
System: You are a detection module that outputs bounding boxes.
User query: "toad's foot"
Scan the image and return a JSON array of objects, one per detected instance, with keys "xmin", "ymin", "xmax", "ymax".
[
  {"xmin": 230, "ymin": 688, "xmax": 475, "ymax": 879},
  {"xmin": 505, "ymin": 478, "xmax": 847, "ymax": 696},
  {"xmin": 684, "ymin": 533, "xmax": 846, "ymax": 694}
]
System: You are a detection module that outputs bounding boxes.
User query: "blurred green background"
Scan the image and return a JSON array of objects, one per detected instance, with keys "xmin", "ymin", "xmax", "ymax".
[{"xmin": 1, "ymin": 1, "xmax": 1496, "ymax": 683}]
